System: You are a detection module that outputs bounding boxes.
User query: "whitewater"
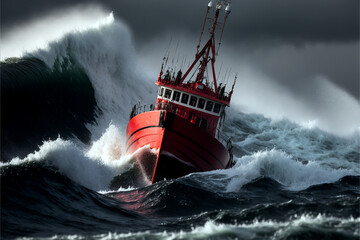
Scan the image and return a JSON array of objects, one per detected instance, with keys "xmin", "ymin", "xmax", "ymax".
[{"xmin": 1, "ymin": 10, "xmax": 359, "ymax": 240}]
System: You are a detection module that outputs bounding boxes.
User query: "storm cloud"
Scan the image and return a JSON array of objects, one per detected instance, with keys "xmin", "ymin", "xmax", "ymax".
[
  {"xmin": 2, "ymin": 0, "xmax": 359, "ymax": 133},
  {"xmin": 2, "ymin": 0, "xmax": 358, "ymax": 44}
]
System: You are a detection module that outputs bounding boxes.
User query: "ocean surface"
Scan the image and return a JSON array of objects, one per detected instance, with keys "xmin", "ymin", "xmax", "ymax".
[{"xmin": 1, "ymin": 14, "xmax": 359, "ymax": 240}]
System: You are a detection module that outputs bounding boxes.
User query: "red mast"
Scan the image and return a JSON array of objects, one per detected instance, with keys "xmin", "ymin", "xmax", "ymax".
[
  {"xmin": 179, "ymin": 1, "xmax": 232, "ymax": 95},
  {"xmin": 126, "ymin": 1, "xmax": 237, "ymax": 185},
  {"xmin": 154, "ymin": 0, "xmax": 235, "ymax": 135}
]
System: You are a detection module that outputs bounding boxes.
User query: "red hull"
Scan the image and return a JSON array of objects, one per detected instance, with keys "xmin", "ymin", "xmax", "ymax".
[{"xmin": 126, "ymin": 110, "xmax": 231, "ymax": 184}]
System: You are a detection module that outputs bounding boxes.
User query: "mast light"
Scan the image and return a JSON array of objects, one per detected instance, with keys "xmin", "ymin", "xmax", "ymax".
[
  {"xmin": 216, "ymin": 2, "xmax": 222, "ymax": 10},
  {"xmin": 225, "ymin": 4, "xmax": 231, "ymax": 13}
]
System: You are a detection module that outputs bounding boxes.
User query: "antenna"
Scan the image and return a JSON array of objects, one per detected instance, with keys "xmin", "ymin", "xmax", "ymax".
[
  {"xmin": 170, "ymin": 40, "xmax": 180, "ymax": 74},
  {"xmin": 225, "ymin": 67, "xmax": 232, "ymax": 88},
  {"xmin": 197, "ymin": 1, "xmax": 213, "ymax": 54},
  {"xmin": 217, "ymin": 62, "xmax": 223, "ymax": 82},
  {"xmin": 164, "ymin": 37, "xmax": 172, "ymax": 57},
  {"xmin": 162, "ymin": 37, "xmax": 173, "ymax": 72},
  {"xmin": 228, "ymin": 72, "xmax": 237, "ymax": 99},
  {"xmin": 180, "ymin": 0, "xmax": 222, "ymax": 93},
  {"xmin": 180, "ymin": 56, "xmax": 186, "ymax": 70},
  {"xmin": 222, "ymin": 67, "xmax": 229, "ymax": 84},
  {"xmin": 205, "ymin": 65, "xmax": 209, "ymax": 86},
  {"xmin": 216, "ymin": 2, "xmax": 231, "ymax": 56},
  {"xmin": 163, "ymin": 51, "xmax": 170, "ymax": 71}
]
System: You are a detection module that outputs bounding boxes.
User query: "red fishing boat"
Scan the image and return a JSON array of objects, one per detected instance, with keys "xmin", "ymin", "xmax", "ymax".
[{"xmin": 126, "ymin": 0, "xmax": 236, "ymax": 184}]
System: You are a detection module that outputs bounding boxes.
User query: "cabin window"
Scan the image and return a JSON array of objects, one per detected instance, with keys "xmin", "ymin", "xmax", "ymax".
[
  {"xmin": 164, "ymin": 89, "xmax": 172, "ymax": 99},
  {"xmin": 197, "ymin": 98, "xmax": 205, "ymax": 109},
  {"xmin": 189, "ymin": 96, "xmax": 197, "ymax": 107},
  {"xmin": 205, "ymin": 101, "xmax": 213, "ymax": 111},
  {"xmin": 213, "ymin": 103, "xmax": 221, "ymax": 113},
  {"xmin": 172, "ymin": 91, "xmax": 181, "ymax": 102},
  {"xmin": 158, "ymin": 87, "xmax": 164, "ymax": 97},
  {"xmin": 181, "ymin": 93, "xmax": 189, "ymax": 104}
]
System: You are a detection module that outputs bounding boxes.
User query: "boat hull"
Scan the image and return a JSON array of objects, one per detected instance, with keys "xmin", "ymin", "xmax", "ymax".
[{"xmin": 126, "ymin": 110, "xmax": 230, "ymax": 184}]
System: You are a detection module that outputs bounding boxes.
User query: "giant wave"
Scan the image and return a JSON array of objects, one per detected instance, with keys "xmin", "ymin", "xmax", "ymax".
[{"xmin": 1, "ymin": 10, "xmax": 359, "ymax": 240}]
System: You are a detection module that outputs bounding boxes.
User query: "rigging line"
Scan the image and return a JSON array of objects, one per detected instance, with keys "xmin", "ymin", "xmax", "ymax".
[
  {"xmin": 188, "ymin": 63, "xmax": 202, "ymax": 83},
  {"xmin": 180, "ymin": 56, "xmax": 186, "ymax": 71},
  {"xmin": 164, "ymin": 36, "xmax": 173, "ymax": 57},
  {"xmin": 205, "ymin": 63, "xmax": 209, "ymax": 86},
  {"xmin": 222, "ymin": 67, "xmax": 229, "ymax": 84},
  {"xmin": 163, "ymin": 37, "xmax": 173, "ymax": 71},
  {"xmin": 174, "ymin": 40, "xmax": 180, "ymax": 57},
  {"xmin": 176, "ymin": 53, "xmax": 180, "ymax": 65},
  {"xmin": 171, "ymin": 40, "xmax": 180, "ymax": 74},
  {"xmin": 217, "ymin": 62, "xmax": 223, "ymax": 83},
  {"xmin": 225, "ymin": 67, "xmax": 232, "ymax": 87},
  {"xmin": 197, "ymin": 3, "xmax": 211, "ymax": 53},
  {"xmin": 173, "ymin": 40, "xmax": 180, "ymax": 62},
  {"xmin": 163, "ymin": 51, "xmax": 170, "ymax": 71}
]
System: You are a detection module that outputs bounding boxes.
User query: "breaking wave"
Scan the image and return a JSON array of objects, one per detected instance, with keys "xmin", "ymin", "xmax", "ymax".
[{"xmin": 1, "ymin": 9, "xmax": 359, "ymax": 239}]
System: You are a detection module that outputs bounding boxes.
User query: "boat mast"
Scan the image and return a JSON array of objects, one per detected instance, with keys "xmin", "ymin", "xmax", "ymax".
[
  {"xmin": 217, "ymin": 3, "xmax": 231, "ymax": 55},
  {"xmin": 197, "ymin": 1, "xmax": 212, "ymax": 54},
  {"xmin": 179, "ymin": 0, "xmax": 231, "ymax": 95}
]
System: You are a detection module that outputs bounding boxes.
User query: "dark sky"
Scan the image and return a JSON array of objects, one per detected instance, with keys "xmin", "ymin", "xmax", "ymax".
[
  {"xmin": 2, "ymin": 0, "xmax": 359, "ymax": 44},
  {"xmin": 1, "ymin": 0, "xmax": 359, "ymax": 99}
]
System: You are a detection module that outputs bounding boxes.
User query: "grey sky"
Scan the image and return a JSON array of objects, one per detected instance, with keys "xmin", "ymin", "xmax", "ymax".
[
  {"xmin": 1, "ymin": 0, "xmax": 359, "ymax": 99},
  {"xmin": 2, "ymin": 0, "xmax": 359, "ymax": 43}
]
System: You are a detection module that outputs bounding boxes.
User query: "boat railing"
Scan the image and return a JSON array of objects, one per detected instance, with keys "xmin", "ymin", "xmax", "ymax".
[
  {"xmin": 129, "ymin": 102, "xmax": 157, "ymax": 119},
  {"xmin": 130, "ymin": 102, "xmax": 205, "ymax": 121},
  {"xmin": 157, "ymin": 78, "xmax": 231, "ymax": 102},
  {"xmin": 129, "ymin": 102, "xmax": 233, "ymax": 151}
]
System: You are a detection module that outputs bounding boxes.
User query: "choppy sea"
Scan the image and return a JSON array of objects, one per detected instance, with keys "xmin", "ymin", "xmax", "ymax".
[{"xmin": 1, "ymin": 13, "xmax": 359, "ymax": 240}]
